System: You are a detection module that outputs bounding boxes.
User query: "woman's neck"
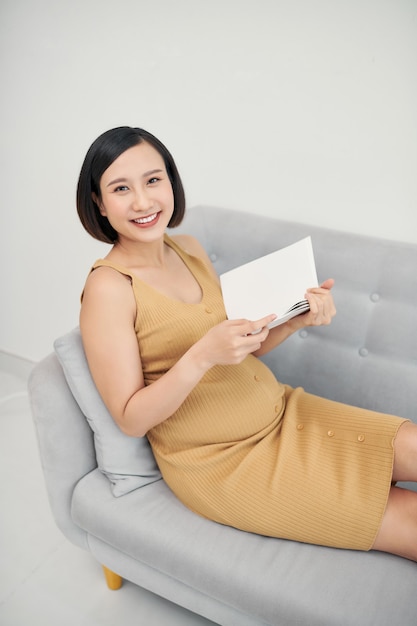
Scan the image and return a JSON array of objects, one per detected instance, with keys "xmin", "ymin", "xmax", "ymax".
[{"xmin": 106, "ymin": 234, "xmax": 169, "ymax": 269}]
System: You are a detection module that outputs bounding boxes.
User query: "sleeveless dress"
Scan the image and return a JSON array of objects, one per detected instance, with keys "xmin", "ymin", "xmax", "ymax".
[{"xmin": 92, "ymin": 234, "xmax": 407, "ymax": 551}]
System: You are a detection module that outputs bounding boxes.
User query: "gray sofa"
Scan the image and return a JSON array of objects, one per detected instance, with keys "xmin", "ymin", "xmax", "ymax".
[{"xmin": 29, "ymin": 205, "xmax": 417, "ymax": 626}]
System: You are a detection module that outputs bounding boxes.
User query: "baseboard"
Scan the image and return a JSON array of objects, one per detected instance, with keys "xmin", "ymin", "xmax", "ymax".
[{"xmin": 0, "ymin": 351, "xmax": 36, "ymax": 381}]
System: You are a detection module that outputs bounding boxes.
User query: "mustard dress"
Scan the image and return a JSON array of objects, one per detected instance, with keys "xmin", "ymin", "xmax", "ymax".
[{"xmin": 92, "ymin": 235, "xmax": 407, "ymax": 551}]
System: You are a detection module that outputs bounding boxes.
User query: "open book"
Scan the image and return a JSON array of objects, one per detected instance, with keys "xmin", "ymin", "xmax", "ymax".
[{"xmin": 220, "ymin": 237, "xmax": 319, "ymax": 328}]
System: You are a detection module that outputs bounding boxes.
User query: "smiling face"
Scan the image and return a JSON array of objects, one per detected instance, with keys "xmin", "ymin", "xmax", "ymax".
[{"xmin": 96, "ymin": 141, "xmax": 175, "ymax": 246}]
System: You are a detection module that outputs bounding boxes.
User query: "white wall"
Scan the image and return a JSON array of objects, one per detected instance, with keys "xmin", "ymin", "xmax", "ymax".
[{"xmin": 1, "ymin": 0, "xmax": 416, "ymax": 361}]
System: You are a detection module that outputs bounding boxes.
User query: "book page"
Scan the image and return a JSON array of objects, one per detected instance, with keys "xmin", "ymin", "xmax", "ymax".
[{"xmin": 220, "ymin": 237, "xmax": 318, "ymax": 328}]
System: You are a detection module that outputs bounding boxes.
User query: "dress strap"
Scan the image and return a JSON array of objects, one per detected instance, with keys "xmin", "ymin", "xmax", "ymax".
[{"xmin": 91, "ymin": 258, "xmax": 135, "ymax": 281}]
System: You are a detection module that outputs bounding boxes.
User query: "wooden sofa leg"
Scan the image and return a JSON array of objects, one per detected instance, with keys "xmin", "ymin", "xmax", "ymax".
[{"xmin": 102, "ymin": 565, "xmax": 123, "ymax": 590}]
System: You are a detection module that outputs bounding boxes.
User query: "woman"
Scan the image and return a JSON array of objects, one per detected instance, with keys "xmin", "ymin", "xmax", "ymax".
[{"xmin": 78, "ymin": 126, "xmax": 417, "ymax": 561}]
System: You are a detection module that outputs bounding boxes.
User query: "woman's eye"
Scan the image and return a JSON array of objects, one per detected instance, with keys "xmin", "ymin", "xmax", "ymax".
[
  {"xmin": 148, "ymin": 177, "xmax": 160, "ymax": 185},
  {"xmin": 114, "ymin": 185, "xmax": 128, "ymax": 192}
]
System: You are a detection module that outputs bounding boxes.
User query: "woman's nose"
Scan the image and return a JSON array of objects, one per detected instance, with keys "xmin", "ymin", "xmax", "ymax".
[{"xmin": 132, "ymin": 189, "xmax": 153, "ymax": 212}]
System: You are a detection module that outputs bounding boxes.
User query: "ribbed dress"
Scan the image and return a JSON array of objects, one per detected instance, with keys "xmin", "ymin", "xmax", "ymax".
[{"xmin": 93, "ymin": 234, "xmax": 407, "ymax": 550}]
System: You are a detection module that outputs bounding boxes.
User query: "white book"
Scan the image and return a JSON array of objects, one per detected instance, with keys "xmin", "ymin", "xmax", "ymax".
[{"xmin": 220, "ymin": 237, "xmax": 319, "ymax": 328}]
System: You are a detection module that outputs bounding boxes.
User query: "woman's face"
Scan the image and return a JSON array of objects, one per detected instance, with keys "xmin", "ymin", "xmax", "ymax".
[{"xmin": 96, "ymin": 141, "xmax": 175, "ymax": 245}]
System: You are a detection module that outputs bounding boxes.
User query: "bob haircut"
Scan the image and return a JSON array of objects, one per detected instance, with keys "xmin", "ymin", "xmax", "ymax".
[{"xmin": 76, "ymin": 126, "xmax": 186, "ymax": 243}]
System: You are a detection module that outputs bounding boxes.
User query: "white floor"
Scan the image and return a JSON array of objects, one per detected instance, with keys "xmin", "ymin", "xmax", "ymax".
[{"xmin": 0, "ymin": 359, "xmax": 218, "ymax": 626}]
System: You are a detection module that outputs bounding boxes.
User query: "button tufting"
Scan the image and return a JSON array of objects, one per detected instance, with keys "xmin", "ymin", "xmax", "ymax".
[
  {"xmin": 297, "ymin": 423, "xmax": 304, "ymax": 431},
  {"xmin": 370, "ymin": 293, "xmax": 380, "ymax": 303},
  {"xmin": 205, "ymin": 307, "xmax": 213, "ymax": 314},
  {"xmin": 254, "ymin": 375, "xmax": 261, "ymax": 382},
  {"xmin": 299, "ymin": 330, "xmax": 308, "ymax": 339},
  {"xmin": 359, "ymin": 348, "xmax": 369, "ymax": 357},
  {"xmin": 357, "ymin": 434, "xmax": 365, "ymax": 442},
  {"xmin": 327, "ymin": 430, "xmax": 335, "ymax": 437}
]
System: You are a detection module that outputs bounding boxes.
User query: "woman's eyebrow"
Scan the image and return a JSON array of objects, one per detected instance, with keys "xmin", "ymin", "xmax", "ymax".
[
  {"xmin": 106, "ymin": 177, "xmax": 127, "ymax": 187},
  {"xmin": 106, "ymin": 169, "xmax": 164, "ymax": 188},
  {"xmin": 143, "ymin": 168, "xmax": 164, "ymax": 178}
]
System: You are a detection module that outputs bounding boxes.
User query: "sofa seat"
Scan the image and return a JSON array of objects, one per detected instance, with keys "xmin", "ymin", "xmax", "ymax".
[{"xmin": 72, "ymin": 469, "xmax": 417, "ymax": 626}]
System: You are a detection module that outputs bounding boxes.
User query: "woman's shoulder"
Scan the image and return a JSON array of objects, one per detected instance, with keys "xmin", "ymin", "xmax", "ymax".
[
  {"xmin": 169, "ymin": 233, "xmax": 204, "ymax": 255},
  {"xmin": 82, "ymin": 261, "xmax": 134, "ymax": 304},
  {"xmin": 169, "ymin": 234, "xmax": 219, "ymax": 281}
]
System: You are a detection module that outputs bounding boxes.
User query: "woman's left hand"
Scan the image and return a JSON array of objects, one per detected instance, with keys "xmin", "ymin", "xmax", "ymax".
[
  {"xmin": 303, "ymin": 278, "xmax": 336, "ymax": 326},
  {"xmin": 252, "ymin": 279, "xmax": 336, "ymax": 356}
]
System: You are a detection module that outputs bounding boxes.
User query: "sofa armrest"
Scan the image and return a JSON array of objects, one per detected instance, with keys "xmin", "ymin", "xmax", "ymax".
[{"xmin": 28, "ymin": 353, "xmax": 96, "ymax": 549}]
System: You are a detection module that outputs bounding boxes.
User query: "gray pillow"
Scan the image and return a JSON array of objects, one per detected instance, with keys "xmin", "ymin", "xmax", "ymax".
[{"xmin": 54, "ymin": 327, "xmax": 162, "ymax": 496}]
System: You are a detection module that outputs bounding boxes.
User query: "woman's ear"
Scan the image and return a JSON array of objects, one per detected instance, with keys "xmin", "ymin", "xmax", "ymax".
[{"xmin": 92, "ymin": 192, "xmax": 106, "ymax": 216}]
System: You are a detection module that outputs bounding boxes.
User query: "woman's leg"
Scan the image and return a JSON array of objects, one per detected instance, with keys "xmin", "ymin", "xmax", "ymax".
[
  {"xmin": 372, "ymin": 421, "xmax": 417, "ymax": 561},
  {"xmin": 372, "ymin": 487, "xmax": 417, "ymax": 561},
  {"xmin": 392, "ymin": 421, "xmax": 417, "ymax": 483}
]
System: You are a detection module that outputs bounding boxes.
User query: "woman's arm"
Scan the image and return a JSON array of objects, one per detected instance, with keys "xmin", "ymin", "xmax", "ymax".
[{"xmin": 80, "ymin": 264, "xmax": 275, "ymax": 437}]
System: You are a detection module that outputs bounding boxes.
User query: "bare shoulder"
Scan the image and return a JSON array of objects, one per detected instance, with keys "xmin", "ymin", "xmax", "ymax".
[
  {"xmin": 81, "ymin": 265, "xmax": 136, "ymax": 321},
  {"xmin": 170, "ymin": 234, "xmax": 219, "ymax": 281},
  {"xmin": 83, "ymin": 264, "xmax": 131, "ymax": 296},
  {"xmin": 171, "ymin": 234, "xmax": 206, "ymax": 256}
]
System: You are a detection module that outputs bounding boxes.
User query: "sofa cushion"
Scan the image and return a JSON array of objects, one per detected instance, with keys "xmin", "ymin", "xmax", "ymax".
[{"xmin": 54, "ymin": 327, "xmax": 162, "ymax": 496}]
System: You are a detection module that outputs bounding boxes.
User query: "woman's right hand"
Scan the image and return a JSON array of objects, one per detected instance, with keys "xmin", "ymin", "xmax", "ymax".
[{"xmin": 193, "ymin": 314, "xmax": 277, "ymax": 368}]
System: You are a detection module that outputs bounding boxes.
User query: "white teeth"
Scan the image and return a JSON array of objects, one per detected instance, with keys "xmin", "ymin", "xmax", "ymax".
[{"xmin": 133, "ymin": 213, "xmax": 158, "ymax": 224}]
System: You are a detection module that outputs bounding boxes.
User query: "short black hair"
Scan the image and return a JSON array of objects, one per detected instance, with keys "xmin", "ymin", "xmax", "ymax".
[{"xmin": 76, "ymin": 127, "xmax": 186, "ymax": 243}]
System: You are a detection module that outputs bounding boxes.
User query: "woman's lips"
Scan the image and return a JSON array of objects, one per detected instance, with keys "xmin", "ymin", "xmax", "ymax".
[{"xmin": 131, "ymin": 212, "xmax": 160, "ymax": 227}]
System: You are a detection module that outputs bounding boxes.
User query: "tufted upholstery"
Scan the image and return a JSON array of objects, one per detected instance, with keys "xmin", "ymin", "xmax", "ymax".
[{"xmin": 29, "ymin": 206, "xmax": 417, "ymax": 626}]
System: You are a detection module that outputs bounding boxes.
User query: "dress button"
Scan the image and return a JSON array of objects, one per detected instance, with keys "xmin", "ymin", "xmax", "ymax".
[
  {"xmin": 205, "ymin": 307, "xmax": 212, "ymax": 314},
  {"xmin": 327, "ymin": 430, "xmax": 335, "ymax": 437},
  {"xmin": 299, "ymin": 330, "xmax": 308, "ymax": 339},
  {"xmin": 254, "ymin": 375, "xmax": 261, "ymax": 382},
  {"xmin": 297, "ymin": 423, "xmax": 304, "ymax": 431},
  {"xmin": 357, "ymin": 434, "xmax": 365, "ymax": 442}
]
